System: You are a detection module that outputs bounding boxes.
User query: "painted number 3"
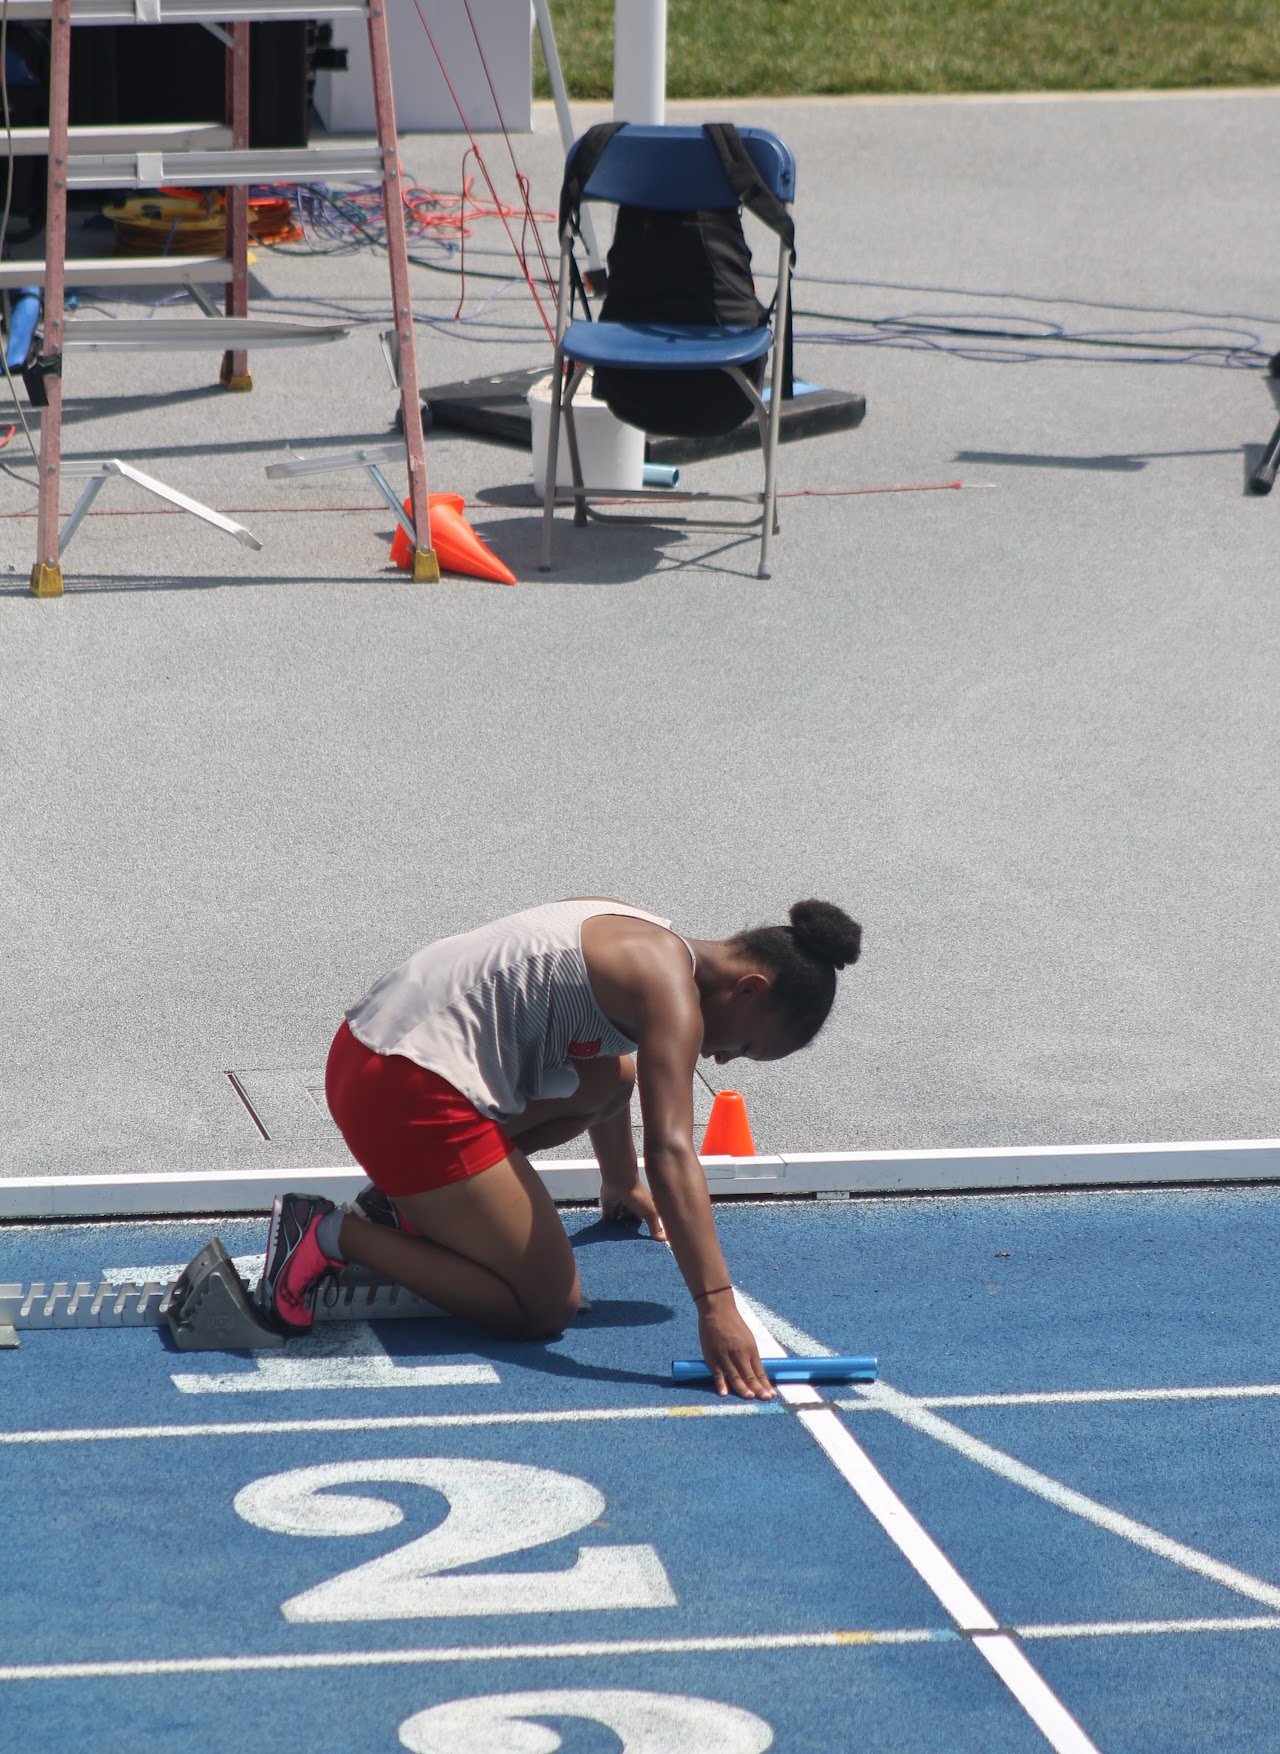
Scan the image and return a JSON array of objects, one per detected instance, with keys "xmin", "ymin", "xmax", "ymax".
[
  {"xmin": 398, "ymin": 1690, "xmax": 775, "ymax": 1754},
  {"xmin": 233, "ymin": 1457, "xmax": 677, "ymax": 1622}
]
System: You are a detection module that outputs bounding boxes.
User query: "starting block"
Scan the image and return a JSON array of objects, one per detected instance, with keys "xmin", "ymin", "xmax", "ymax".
[
  {"xmin": 0, "ymin": 1237, "xmax": 448, "ymax": 1351},
  {"xmin": 165, "ymin": 1238, "xmax": 284, "ymax": 1352}
]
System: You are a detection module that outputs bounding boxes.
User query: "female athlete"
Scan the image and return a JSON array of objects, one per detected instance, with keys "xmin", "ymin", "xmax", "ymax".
[{"xmin": 258, "ymin": 896, "xmax": 861, "ymax": 1399}]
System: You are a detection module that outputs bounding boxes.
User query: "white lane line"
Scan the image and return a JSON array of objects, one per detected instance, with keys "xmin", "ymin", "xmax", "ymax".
[
  {"xmin": 736, "ymin": 1295, "xmax": 1101, "ymax": 1754},
  {"xmin": 734, "ymin": 1293, "xmax": 834, "ymax": 1360},
  {"xmin": 10, "ymin": 1614, "xmax": 1280, "ymax": 1686},
  {"xmin": 796, "ymin": 1405, "xmax": 998, "ymax": 1632},
  {"xmin": 729, "ymin": 1299, "xmax": 1280, "ymax": 1413},
  {"xmin": 972, "ymin": 1635, "xmax": 1101, "ymax": 1754},
  {"xmin": 0, "ymin": 1628, "xmax": 949, "ymax": 1684},
  {"xmin": 855, "ymin": 1379, "xmax": 1280, "ymax": 1612},
  {"xmin": 0, "ymin": 1402, "xmax": 764, "ymax": 1445},
  {"xmin": 1021, "ymin": 1615, "xmax": 1280, "ymax": 1640},
  {"xmin": 736, "ymin": 1290, "xmax": 1280, "ymax": 1613},
  {"xmin": 172, "ymin": 1364, "xmax": 499, "ymax": 1393},
  {"xmin": 839, "ymin": 1385, "xmax": 1280, "ymax": 1410},
  {"xmin": 171, "ymin": 1322, "xmax": 498, "ymax": 1394}
]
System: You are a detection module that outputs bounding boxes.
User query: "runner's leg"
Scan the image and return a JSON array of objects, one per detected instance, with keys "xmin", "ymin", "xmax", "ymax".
[
  {"xmin": 337, "ymin": 1146, "xmax": 578, "ymax": 1338},
  {"xmin": 336, "ymin": 1057, "xmax": 633, "ymax": 1337}
]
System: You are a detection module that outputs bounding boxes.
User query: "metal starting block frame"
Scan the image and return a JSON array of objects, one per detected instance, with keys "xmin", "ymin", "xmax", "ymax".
[{"xmin": 0, "ymin": 1236, "xmax": 445, "ymax": 1351}]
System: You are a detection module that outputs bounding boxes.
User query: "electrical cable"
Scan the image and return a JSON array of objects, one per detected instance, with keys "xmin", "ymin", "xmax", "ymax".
[
  {"xmin": 788, "ymin": 272, "xmax": 1277, "ymax": 369},
  {"xmin": 407, "ymin": 0, "xmax": 557, "ymax": 337},
  {"xmin": 259, "ymin": 178, "xmax": 552, "ymax": 288},
  {"xmin": 790, "ymin": 309, "xmax": 1270, "ymax": 369},
  {"xmin": 794, "ymin": 270, "xmax": 1280, "ymax": 330}
]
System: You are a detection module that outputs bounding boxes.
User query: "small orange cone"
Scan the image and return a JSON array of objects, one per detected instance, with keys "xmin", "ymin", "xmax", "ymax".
[
  {"xmin": 700, "ymin": 1090, "xmax": 756, "ymax": 1157},
  {"xmin": 389, "ymin": 494, "xmax": 516, "ymax": 585},
  {"xmin": 388, "ymin": 493, "xmax": 464, "ymax": 571}
]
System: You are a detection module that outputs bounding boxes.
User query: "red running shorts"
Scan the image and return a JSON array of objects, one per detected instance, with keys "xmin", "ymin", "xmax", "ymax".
[{"xmin": 324, "ymin": 1020, "xmax": 515, "ymax": 1197}]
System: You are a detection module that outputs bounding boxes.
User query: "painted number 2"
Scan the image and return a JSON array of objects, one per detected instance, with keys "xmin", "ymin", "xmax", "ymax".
[
  {"xmin": 399, "ymin": 1690, "xmax": 774, "ymax": 1754},
  {"xmin": 234, "ymin": 1457, "xmax": 677, "ymax": 1622}
]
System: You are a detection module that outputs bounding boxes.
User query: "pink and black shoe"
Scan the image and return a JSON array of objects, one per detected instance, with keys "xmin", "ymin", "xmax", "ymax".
[
  {"xmin": 258, "ymin": 1193, "xmax": 342, "ymax": 1334},
  {"xmin": 353, "ymin": 1183, "xmax": 422, "ymax": 1238}
]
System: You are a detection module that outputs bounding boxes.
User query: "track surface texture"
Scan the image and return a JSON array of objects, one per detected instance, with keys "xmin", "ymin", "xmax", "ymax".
[
  {"xmin": 1, "ymin": 92, "xmax": 1279, "ymax": 1182},
  {"xmin": 6, "ymin": 1189, "xmax": 1280, "ymax": 1752}
]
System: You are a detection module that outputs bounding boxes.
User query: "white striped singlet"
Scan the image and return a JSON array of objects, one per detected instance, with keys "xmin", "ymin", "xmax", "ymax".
[{"xmin": 344, "ymin": 899, "xmax": 694, "ymax": 1122}]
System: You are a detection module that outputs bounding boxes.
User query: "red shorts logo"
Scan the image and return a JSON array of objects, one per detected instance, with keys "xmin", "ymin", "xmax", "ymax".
[{"xmin": 567, "ymin": 1039, "xmax": 601, "ymax": 1060}]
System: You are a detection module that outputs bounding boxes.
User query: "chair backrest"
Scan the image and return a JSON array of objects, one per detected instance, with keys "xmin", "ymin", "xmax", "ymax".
[{"xmin": 569, "ymin": 123, "xmax": 796, "ymax": 212}]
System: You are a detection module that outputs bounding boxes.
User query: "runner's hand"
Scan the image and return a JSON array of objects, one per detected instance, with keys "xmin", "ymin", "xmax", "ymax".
[
  {"xmin": 697, "ymin": 1298, "xmax": 775, "ymax": 1400},
  {"xmin": 600, "ymin": 1177, "xmax": 668, "ymax": 1241}
]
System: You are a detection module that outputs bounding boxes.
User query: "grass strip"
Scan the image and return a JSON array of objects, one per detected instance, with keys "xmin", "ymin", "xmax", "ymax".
[{"xmin": 535, "ymin": 1, "xmax": 1280, "ymax": 101}]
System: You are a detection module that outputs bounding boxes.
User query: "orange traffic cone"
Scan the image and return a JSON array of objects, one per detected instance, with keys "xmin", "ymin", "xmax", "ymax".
[
  {"xmin": 700, "ymin": 1090, "xmax": 756, "ymax": 1157},
  {"xmin": 388, "ymin": 493, "xmax": 464, "ymax": 571},
  {"xmin": 389, "ymin": 494, "xmax": 516, "ymax": 586}
]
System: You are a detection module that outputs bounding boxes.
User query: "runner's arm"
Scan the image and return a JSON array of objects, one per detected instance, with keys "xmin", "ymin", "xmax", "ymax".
[{"xmin": 635, "ymin": 1001, "xmax": 773, "ymax": 1400}]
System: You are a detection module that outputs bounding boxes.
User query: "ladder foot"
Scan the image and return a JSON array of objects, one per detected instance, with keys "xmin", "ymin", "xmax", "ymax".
[
  {"xmin": 29, "ymin": 561, "xmax": 63, "ymax": 598},
  {"xmin": 219, "ymin": 354, "xmax": 253, "ymax": 392},
  {"xmin": 411, "ymin": 546, "xmax": 442, "ymax": 583}
]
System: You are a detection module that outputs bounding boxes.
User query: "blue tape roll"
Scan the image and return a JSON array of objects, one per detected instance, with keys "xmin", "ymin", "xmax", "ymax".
[{"xmin": 672, "ymin": 1355, "xmax": 877, "ymax": 1385}]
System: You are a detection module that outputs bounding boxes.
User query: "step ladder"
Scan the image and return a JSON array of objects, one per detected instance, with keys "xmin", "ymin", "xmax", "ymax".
[{"xmin": 8, "ymin": 0, "xmax": 440, "ymax": 595}]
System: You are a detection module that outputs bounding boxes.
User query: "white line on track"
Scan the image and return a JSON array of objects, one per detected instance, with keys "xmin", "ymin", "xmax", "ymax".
[
  {"xmin": 10, "ymin": 1615, "xmax": 1280, "ymax": 1687},
  {"xmin": 851, "ymin": 1379, "xmax": 1280, "ymax": 1613},
  {"xmin": 736, "ymin": 1295, "xmax": 1102, "ymax": 1754},
  {"xmin": 840, "ymin": 1384, "xmax": 1280, "ymax": 1410},
  {"xmin": 0, "ymin": 1402, "xmax": 763, "ymax": 1445},
  {"xmin": 12, "ymin": 1613, "xmax": 1280, "ymax": 1683},
  {"xmin": 0, "ymin": 1629, "xmax": 949, "ymax": 1684},
  {"xmin": 738, "ymin": 1292, "xmax": 1280, "ymax": 1610},
  {"xmin": 1021, "ymin": 1615, "xmax": 1280, "ymax": 1639}
]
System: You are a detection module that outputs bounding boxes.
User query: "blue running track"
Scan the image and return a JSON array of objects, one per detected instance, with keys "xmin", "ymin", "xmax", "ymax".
[{"xmin": 4, "ymin": 1187, "xmax": 1280, "ymax": 1753}]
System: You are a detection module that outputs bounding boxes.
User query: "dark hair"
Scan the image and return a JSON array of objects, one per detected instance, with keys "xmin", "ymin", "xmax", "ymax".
[{"xmin": 731, "ymin": 900, "xmax": 862, "ymax": 1047}]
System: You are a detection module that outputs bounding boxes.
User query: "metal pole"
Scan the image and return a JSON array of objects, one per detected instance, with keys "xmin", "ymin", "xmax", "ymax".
[
  {"xmin": 366, "ymin": 0, "xmax": 438, "ymax": 581},
  {"xmin": 531, "ymin": 0, "xmax": 602, "ymax": 276},
  {"xmin": 613, "ymin": 0, "xmax": 666, "ymax": 124},
  {"xmin": 30, "ymin": 0, "xmax": 71, "ymax": 596},
  {"xmin": 220, "ymin": 19, "xmax": 252, "ymax": 391}
]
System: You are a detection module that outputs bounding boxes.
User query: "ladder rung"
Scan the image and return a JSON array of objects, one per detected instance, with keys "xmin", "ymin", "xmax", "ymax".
[
  {"xmin": 0, "ymin": 255, "xmax": 235, "ymax": 289},
  {"xmin": 67, "ymin": 144, "xmax": 384, "ymax": 191},
  {"xmin": 63, "ymin": 317, "xmax": 350, "ymax": 351},
  {"xmin": 5, "ymin": 122, "xmax": 232, "ymax": 156},
  {"xmin": 5, "ymin": 1, "xmax": 369, "ymax": 20}
]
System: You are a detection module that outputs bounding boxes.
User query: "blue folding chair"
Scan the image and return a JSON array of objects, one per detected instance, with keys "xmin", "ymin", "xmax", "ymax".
[{"xmin": 538, "ymin": 124, "xmax": 796, "ymax": 580}]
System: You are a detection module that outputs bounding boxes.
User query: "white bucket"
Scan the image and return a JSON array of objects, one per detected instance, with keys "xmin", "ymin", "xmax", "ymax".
[{"xmin": 527, "ymin": 372, "xmax": 646, "ymax": 502}]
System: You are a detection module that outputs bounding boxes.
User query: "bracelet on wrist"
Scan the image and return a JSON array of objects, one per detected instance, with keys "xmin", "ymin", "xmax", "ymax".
[{"xmin": 693, "ymin": 1284, "xmax": 733, "ymax": 1303}]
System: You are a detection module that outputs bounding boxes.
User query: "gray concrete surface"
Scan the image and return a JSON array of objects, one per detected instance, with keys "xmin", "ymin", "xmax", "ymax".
[{"xmin": 2, "ymin": 89, "xmax": 1278, "ymax": 1181}]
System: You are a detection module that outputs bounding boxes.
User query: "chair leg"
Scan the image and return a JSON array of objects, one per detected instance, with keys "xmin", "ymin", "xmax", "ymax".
[
  {"xmin": 538, "ymin": 351, "xmax": 567, "ymax": 571},
  {"xmin": 757, "ymin": 242, "xmax": 791, "ymax": 578},
  {"xmin": 757, "ymin": 391, "xmax": 784, "ymax": 581},
  {"xmin": 562, "ymin": 368, "xmax": 589, "ymax": 527},
  {"xmin": 730, "ymin": 365, "xmax": 780, "ymax": 580}
]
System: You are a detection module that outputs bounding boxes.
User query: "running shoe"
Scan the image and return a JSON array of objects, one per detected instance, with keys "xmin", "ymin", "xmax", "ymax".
[
  {"xmin": 353, "ymin": 1183, "xmax": 422, "ymax": 1238},
  {"xmin": 258, "ymin": 1192, "xmax": 342, "ymax": 1334}
]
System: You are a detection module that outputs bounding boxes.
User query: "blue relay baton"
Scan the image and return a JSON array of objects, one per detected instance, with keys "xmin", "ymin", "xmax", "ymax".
[{"xmin": 672, "ymin": 1355, "xmax": 877, "ymax": 1385}]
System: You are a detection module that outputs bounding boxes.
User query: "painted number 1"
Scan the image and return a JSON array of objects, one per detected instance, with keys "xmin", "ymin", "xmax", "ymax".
[{"xmin": 234, "ymin": 1457, "xmax": 677, "ymax": 1622}]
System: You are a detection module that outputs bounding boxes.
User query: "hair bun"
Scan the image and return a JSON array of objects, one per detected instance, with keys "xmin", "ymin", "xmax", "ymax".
[{"xmin": 788, "ymin": 899, "xmax": 861, "ymax": 970}]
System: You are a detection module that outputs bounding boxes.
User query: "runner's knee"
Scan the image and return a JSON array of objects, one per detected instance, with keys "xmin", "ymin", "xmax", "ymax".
[{"xmin": 517, "ymin": 1275, "xmax": 581, "ymax": 1340}]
